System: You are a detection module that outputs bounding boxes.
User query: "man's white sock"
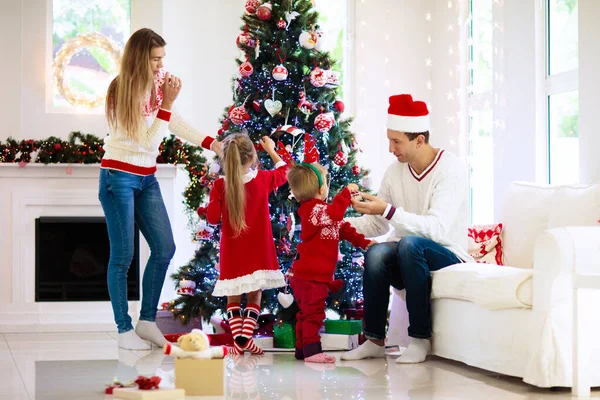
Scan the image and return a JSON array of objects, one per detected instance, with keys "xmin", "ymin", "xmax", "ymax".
[
  {"xmin": 118, "ymin": 330, "xmax": 151, "ymax": 350},
  {"xmin": 135, "ymin": 321, "xmax": 169, "ymax": 348},
  {"xmin": 340, "ymin": 340, "xmax": 385, "ymax": 361},
  {"xmin": 395, "ymin": 338, "xmax": 431, "ymax": 364}
]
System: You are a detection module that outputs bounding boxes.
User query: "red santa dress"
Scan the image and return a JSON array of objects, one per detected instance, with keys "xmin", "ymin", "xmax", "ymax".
[{"xmin": 207, "ymin": 162, "xmax": 289, "ymax": 296}]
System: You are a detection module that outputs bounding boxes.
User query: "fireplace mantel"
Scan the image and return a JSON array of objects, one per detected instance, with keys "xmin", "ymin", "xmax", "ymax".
[{"xmin": 0, "ymin": 163, "xmax": 190, "ymax": 332}]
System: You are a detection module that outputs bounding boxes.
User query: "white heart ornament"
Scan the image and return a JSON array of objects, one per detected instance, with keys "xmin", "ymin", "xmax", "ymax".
[
  {"xmin": 265, "ymin": 99, "xmax": 283, "ymax": 117},
  {"xmin": 277, "ymin": 292, "xmax": 294, "ymax": 308}
]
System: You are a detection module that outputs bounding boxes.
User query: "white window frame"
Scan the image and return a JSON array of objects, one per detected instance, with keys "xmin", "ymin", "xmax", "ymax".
[{"xmin": 536, "ymin": 0, "xmax": 579, "ymax": 184}]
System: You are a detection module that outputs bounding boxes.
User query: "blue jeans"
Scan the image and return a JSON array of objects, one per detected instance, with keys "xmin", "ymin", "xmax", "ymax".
[
  {"xmin": 99, "ymin": 169, "xmax": 176, "ymax": 333},
  {"xmin": 362, "ymin": 236, "xmax": 461, "ymax": 340}
]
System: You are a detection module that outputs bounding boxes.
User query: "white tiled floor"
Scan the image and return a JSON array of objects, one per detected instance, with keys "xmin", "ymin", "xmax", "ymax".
[{"xmin": 0, "ymin": 332, "xmax": 597, "ymax": 399}]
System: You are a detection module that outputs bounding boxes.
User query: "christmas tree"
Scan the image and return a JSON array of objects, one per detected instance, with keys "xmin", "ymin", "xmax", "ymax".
[{"xmin": 170, "ymin": 0, "xmax": 369, "ymax": 323}]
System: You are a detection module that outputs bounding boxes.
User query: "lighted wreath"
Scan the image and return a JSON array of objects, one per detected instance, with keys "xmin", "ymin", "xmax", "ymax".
[{"xmin": 52, "ymin": 32, "xmax": 122, "ymax": 108}]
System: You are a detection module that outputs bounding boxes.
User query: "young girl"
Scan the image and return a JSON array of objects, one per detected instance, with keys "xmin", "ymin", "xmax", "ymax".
[
  {"xmin": 287, "ymin": 163, "xmax": 375, "ymax": 363},
  {"xmin": 206, "ymin": 134, "xmax": 288, "ymax": 355},
  {"xmin": 100, "ymin": 28, "xmax": 220, "ymax": 350}
]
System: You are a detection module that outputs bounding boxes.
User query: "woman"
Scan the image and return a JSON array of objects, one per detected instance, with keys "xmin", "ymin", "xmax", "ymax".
[{"xmin": 100, "ymin": 28, "xmax": 220, "ymax": 350}]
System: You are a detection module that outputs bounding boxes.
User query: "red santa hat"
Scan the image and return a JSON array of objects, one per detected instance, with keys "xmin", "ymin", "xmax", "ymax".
[{"xmin": 387, "ymin": 94, "xmax": 430, "ymax": 133}]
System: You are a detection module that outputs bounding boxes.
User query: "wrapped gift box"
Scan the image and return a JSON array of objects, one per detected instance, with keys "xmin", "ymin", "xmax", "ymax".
[
  {"xmin": 343, "ymin": 308, "xmax": 364, "ymax": 320},
  {"xmin": 321, "ymin": 333, "xmax": 359, "ymax": 350},
  {"xmin": 112, "ymin": 388, "xmax": 185, "ymax": 400},
  {"xmin": 324, "ymin": 319, "xmax": 362, "ymax": 335},
  {"xmin": 254, "ymin": 335, "xmax": 274, "ymax": 350},
  {"xmin": 155, "ymin": 310, "xmax": 202, "ymax": 335},
  {"xmin": 274, "ymin": 323, "xmax": 296, "ymax": 348},
  {"xmin": 175, "ymin": 358, "xmax": 225, "ymax": 396}
]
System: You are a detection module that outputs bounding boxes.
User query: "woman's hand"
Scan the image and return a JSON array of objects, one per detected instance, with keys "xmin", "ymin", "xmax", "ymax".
[{"xmin": 161, "ymin": 72, "xmax": 181, "ymax": 110}]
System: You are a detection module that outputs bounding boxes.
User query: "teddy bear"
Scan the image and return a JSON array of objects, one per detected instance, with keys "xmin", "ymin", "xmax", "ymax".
[{"xmin": 164, "ymin": 329, "xmax": 229, "ymax": 359}]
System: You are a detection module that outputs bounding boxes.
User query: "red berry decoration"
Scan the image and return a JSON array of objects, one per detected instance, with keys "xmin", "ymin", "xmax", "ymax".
[
  {"xmin": 352, "ymin": 165, "xmax": 360, "ymax": 175},
  {"xmin": 53, "ymin": 143, "xmax": 62, "ymax": 151},
  {"xmin": 334, "ymin": 100, "xmax": 345, "ymax": 113}
]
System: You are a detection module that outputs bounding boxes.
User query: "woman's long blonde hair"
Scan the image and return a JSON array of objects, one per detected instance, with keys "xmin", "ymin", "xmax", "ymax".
[
  {"xmin": 221, "ymin": 134, "xmax": 256, "ymax": 237},
  {"xmin": 106, "ymin": 28, "xmax": 166, "ymax": 141}
]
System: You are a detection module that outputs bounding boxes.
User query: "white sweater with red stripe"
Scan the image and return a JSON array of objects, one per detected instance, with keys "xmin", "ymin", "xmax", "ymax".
[
  {"xmin": 101, "ymin": 108, "xmax": 214, "ymax": 176},
  {"xmin": 347, "ymin": 149, "xmax": 473, "ymax": 262}
]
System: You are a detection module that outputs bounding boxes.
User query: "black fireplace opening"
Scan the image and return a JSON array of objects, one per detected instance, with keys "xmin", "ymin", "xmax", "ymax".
[{"xmin": 35, "ymin": 217, "xmax": 140, "ymax": 302}]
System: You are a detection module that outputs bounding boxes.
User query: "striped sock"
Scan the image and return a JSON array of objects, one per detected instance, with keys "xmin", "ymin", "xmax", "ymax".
[
  {"xmin": 227, "ymin": 303, "xmax": 244, "ymax": 355},
  {"xmin": 240, "ymin": 304, "xmax": 263, "ymax": 355}
]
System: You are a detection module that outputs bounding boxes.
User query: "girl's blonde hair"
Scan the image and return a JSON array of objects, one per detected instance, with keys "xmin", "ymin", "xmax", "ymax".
[
  {"xmin": 106, "ymin": 28, "xmax": 166, "ymax": 141},
  {"xmin": 221, "ymin": 134, "xmax": 256, "ymax": 237}
]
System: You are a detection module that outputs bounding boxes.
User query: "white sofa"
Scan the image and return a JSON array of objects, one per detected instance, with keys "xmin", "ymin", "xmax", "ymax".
[{"xmin": 387, "ymin": 181, "xmax": 600, "ymax": 388}]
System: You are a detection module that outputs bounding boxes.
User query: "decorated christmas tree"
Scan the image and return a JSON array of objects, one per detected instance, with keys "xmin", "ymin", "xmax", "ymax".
[{"xmin": 170, "ymin": 0, "xmax": 369, "ymax": 323}]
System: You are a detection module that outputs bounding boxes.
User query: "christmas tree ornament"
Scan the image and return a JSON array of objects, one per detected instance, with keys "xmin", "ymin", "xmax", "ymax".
[
  {"xmin": 284, "ymin": 11, "xmax": 300, "ymax": 30},
  {"xmin": 252, "ymin": 99, "xmax": 262, "ymax": 112},
  {"xmin": 277, "ymin": 237, "xmax": 292, "ymax": 256},
  {"xmin": 228, "ymin": 104, "xmax": 250, "ymax": 125},
  {"xmin": 297, "ymin": 90, "xmax": 314, "ymax": 115},
  {"xmin": 324, "ymin": 69, "xmax": 340, "ymax": 88},
  {"xmin": 303, "ymin": 134, "xmax": 320, "ymax": 163},
  {"xmin": 333, "ymin": 99, "xmax": 345, "ymax": 113},
  {"xmin": 208, "ymin": 162, "xmax": 221, "ymax": 179},
  {"xmin": 314, "ymin": 112, "xmax": 335, "ymax": 133},
  {"xmin": 287, "ymin": 212, "xmax": 295, "ymax": 239},
  {"xmin": 177, "ymin": 279, "xmax": 196, "ymax": 296},
  {"xmin": 309, "ymin": 67, "xmax": 327, "ymax": 87},
  {"xmin": 257, "ymin": 2, "xmax": 272, "ymax": 20},
  {"xmin": 195, "ymin": 220, "xmax": 215, "ymax": 241},
  {"xmin": 272, "ymin": 64, "xmax": 288, "ymax": 81},
  {"xmin": 236, "ymin": 32, "xmax": 254, "ymax": 48},
  {"xmin": 277, "ymin": 291, "xmax": 294, "ymax": 308},
  {"xmin": 277, "ymin": 19, "xmax": 287, "ymax": 29},
  {"xmin": 299, "ymin": 31, "xmax": 319, "ymax": 49},
  {"xmin": 352, "ymin": 165, "xmax": 361, "ymax": 175},
  {"xmin": 264, "ymin": 99, "xmax": 283, "ymax": 117},
  {"xmin": 245, "ymin": 0, "xmax": 260, "ymax": 14},
  {"xmin": 334, "ymin": 146, "xmax": 348, "ymax": 166},
  {"xmin": 239, "ymin": 60, "xmax": 254, "ymax": 78}
]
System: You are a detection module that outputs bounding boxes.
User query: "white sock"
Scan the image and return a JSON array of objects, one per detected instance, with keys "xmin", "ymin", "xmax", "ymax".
[
  {"xmin": 118, "ymin": 330, "xmax": 151, "ymax": 350},
  {"xmin": 395, "ymin": 338, "xmax": 431, "ymax": 364},
  {"xmin": 135, "ymin": 321, "xmax": 169, "ymax": 348},
  {"xmin": 340, "ymin": 340, "xmax": 385, "ymax": 361}
]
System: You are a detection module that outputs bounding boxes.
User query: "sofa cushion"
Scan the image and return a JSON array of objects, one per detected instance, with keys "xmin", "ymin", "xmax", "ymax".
[
  {"xmin": 548, "ymin": 182, "xmax": 600, "ymax": 229},
  {"xmin": 468, "ymin": 223, "xmax": 504, "ymax": 265},
  {"xmin": 498, "ymin": 182, "xmax": 556, "ymax": 269},
  {"xmin": 430, "ymin": 263, "xmax": 532, "ymax": 310}
]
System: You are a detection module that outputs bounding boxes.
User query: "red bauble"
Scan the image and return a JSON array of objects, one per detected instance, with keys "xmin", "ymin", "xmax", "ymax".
[
  {"xmin": 252, "ymin": 99, "xmax": 262, "ymax": 112},
  {"xmin": 352, "ymin": 165, "xmax": 360, "ymax": 175},
  {"xmin": 334, "ymin": 100, "xmax": 345, "ymax": 113},
  {"xmin": 239, "ymin": 61, "xmax": 254, "ymax": 77},
  {"xmin": 257, "ymin": 2, "xmax": 272, "ymax": 20},
  {"xmin": 309, "ymin": 67, "xmax": 327, "ymax": 87},
  {"xmin": 53, "ymin": 143, "xmax": 62, "ymax": 151},
  {"xmin": 314, "ymin": 112, "xmax": 335, "ymax": 133},
  {"xmin": 334, "ymin": 150, "xmax": 348, "ymax": 167},
  {"xmin": 277, "ymin": 19, "xmax": 287, "ymax": 29},
  {"xmin": 272, "ymin": 64, "xmax": 288, "ymax": 81},
  {"xmin": 236, "ymin": 32, "xmax": 254, "ymax": 48},
  {"xmin": 245, "ymin": 0, "xmax": 260, "ymax": 14},
  {"xmin": 229, "ymin": 105, "xmax": 250, "ymax": 125}
]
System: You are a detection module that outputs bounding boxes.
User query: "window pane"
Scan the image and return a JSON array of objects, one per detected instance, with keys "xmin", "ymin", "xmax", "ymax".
[
  {"xmin": 52, "ymin": 0, "xmax": 130, "ymax": 109},
  {"xmin": 548, "ymin": 0, "xmax": 578, "ymax": 75},
  {"xmin": 470, "ymin": 0, "xmax": 493, "ymax": 94},
  {"xmin": 549, "ymin": 90, "xmax": 579, "ymax": 184},
  {"xmin": 314, "ymin": 0, "xmax": 349, "ymax": 102},
  {"xmin": 469, "ymin": 109, "xmax": 494, "ymax": 224}
]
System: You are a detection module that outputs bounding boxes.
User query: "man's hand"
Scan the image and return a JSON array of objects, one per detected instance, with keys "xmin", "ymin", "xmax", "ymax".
[{"xmin": 351, "ymin": 193, "xmax": 388, "ymax": 216}]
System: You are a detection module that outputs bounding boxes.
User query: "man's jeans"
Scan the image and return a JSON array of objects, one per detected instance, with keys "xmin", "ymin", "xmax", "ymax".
[
  {"xmin": 362, "ymin": 236, "xmax": 461, "ymax": 340},
  {"xmin": 99, "ymin": 169, "xmax": 176, "ymax": 333}
]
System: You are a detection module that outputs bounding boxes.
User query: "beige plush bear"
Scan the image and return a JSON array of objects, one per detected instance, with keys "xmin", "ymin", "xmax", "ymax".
[
  {"xmin": 177, "ymin": 329, "xmax": 210, "ymax": 352},
  {"xmin": 164, "ymin": 329, "xmax": 229, "ymax": 359}
]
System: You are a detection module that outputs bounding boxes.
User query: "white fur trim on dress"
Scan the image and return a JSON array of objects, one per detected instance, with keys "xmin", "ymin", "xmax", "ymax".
[
  {"xmin": 387, "ymin": 114, "xmax": 430, "ymax": 133},
  {"xmin": 212, "ymin": 269, "xmax": 286, "ymax": 297}
]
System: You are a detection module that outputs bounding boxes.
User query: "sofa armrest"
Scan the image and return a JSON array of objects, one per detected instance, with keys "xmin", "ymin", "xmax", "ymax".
[{"xmin": 533, "ymin": 226, "xmax": 600, "ymax": 313}]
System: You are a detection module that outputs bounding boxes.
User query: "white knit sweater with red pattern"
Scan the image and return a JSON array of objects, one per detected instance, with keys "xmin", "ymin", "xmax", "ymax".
[{"xmin": 101, "ymin": 70, "xmax": 214, "ymax": 176}]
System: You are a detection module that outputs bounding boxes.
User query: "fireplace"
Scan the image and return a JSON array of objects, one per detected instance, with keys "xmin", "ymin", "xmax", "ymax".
[{"xmin": 35, "ymin": 217, "xmax": 140, "ymax": 302}]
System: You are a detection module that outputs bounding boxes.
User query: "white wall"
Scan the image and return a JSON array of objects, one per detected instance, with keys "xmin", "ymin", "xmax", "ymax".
[{"xmin": 578, "ymin": 0, "xmax": 600, "ymax": 184}]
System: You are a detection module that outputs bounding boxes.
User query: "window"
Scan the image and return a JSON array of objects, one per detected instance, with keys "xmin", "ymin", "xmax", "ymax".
[
  {"xmin": 467, "ymin": 0, "xmax": 494, "ymax": 224},
  {"xmin": 314, "ymin": 0, "xmax": 352, "ymax": 108},
  {"xmin": 545, "ymin": 0, "xmax": 579, "ymax": 184},
  {"xmin": 49, "ymin": 0, "xmax": 131, "ymax": 113}
]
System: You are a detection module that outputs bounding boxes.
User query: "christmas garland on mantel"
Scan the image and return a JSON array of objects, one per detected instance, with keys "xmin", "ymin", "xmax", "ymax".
[{"xmin": 0, "ymin": 132, "xmax": 213, "ymax": 212}]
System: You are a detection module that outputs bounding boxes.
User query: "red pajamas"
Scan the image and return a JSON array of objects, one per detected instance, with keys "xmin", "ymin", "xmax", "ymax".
[{"xmin": 290, "ymin": 278, "xmax": 329, "ymax": 348}]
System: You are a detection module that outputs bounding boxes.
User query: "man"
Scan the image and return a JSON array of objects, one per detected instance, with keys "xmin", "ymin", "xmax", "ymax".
[{"xmin": 341, "ymin": 94, "xmax": 472, "ymax": 364}]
